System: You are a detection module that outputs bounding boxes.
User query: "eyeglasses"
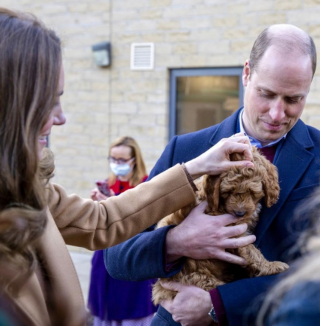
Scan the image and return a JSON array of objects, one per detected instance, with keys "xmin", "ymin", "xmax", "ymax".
[{"xmin": 108, "ymin": 156, "xmax": 135, "ymax": 164}]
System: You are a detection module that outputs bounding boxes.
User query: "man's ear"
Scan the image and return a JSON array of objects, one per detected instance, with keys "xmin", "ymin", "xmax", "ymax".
[{"xmin": 242, "ymin": 60, "xmax": 250, "ymax": 87}]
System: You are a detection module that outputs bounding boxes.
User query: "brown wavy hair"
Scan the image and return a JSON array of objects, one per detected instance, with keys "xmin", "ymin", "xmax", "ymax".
[
  {"xmin": 108, "ymin": 136, "xmax": 147, "ymax": 187},
  {"xmin": 0, "ymin": 8, "xmax": 60, "ymax": 294}
]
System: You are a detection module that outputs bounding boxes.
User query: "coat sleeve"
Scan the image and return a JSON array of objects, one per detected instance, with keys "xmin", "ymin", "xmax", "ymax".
[
  {"xmin": 46, "ymin": 164, "xmax": 195, "ymax": 250},
  {"xmin": 104, "ymin": 136, "xmax": 186, "ymax": 280}
]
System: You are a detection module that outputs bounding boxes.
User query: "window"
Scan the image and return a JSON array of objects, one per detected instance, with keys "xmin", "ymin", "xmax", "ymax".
[{"xmin": 169, "ymin": 68, "xmax": 244, "ymax": 139}]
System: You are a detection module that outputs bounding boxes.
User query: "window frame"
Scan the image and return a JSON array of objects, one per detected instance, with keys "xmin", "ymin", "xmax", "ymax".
[{"xmin": 169, "ymin": 67, "xmax": 244, "ymax": 139}]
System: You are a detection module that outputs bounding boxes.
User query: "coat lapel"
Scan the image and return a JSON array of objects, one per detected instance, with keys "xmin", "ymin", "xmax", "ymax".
[
  {"xmin": 209, "ymin": 108, "xmax": 240, "ymax": 145},
  {"xmin": 255, "ymin": 120, "xmax": 315, "ymax": 244}
]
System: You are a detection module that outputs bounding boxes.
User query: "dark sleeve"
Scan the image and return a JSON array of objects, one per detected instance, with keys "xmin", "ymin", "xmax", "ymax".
[
  {"xmin": 104, "ymin": 137, "xmax": 183, "ymax": 281},
  {"xmin": 217, "ymin": 274, "xmax": 281, "ymax": 325}
]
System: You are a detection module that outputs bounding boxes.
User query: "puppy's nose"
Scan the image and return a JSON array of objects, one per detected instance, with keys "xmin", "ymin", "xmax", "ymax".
[{"xmin": 234, "ymin": 211, "xmax": 246, "ymax": 217}]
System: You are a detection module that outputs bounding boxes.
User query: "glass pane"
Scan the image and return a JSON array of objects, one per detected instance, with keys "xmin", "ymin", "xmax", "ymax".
[{"xmin": 176, "ymin": 75, "xmax": 240, "ymax": 135}]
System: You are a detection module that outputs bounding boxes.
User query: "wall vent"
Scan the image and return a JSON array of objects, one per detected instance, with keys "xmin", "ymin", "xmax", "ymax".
[{"xmin": 130, "ymin": 43, "xmax": 154, "ymax": 70}]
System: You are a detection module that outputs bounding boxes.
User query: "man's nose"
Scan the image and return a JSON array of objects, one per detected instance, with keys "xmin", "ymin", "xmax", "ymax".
[{"xmin": 269, "ymin": 99, "xmax": 286, "ymax": 121}]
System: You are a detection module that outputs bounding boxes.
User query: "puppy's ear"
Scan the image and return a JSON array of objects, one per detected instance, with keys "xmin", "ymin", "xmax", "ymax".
[
  {"xmin": 203, "ymin": 175, "xmax": 221, "ymax": 212},
  {"xmin": 261, "ymin": 160, "xmax": 280, "ymax": 207}
]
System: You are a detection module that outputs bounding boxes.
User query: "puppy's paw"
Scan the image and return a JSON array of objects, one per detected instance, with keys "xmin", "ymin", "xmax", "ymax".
[
  {"xmin": 257, "ymin": 261, "xmax": 289, "ymax": 276},
  {"xmin": 271, "ymin": 261, "xmax": 289, "ymax": 273}
]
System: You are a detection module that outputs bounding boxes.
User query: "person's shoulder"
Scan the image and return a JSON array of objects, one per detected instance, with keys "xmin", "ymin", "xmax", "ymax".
[{"xmin": 276, "ymin": 280, "xmax": 320, "ymax": 317}]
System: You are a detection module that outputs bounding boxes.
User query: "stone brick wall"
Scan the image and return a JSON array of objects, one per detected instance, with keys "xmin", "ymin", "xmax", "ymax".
[{"xmin": 4, "ymin": 0, "xmax": 320, "ymax": 197}]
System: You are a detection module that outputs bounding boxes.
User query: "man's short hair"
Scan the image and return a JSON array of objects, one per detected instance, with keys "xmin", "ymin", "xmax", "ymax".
[{"xmin": 249, "ymin": 25, "xmax": 317, "ymax": 78}]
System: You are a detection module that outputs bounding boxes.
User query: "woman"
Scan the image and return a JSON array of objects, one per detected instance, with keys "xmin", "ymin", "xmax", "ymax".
[
  {"xmin": 0, "ymin": 7, "xmax": 254, "ymax": 326},
  {"xmin": 88, "ymin": 136, "xmax": 157, "ymax": 326},
  {"xmin": 257, "ymin": 189, "xmax": 320, "ymax": 326}
]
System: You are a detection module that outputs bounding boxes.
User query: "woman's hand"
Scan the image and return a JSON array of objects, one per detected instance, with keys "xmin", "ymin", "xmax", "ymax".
[
  {"xmin": 90, "ymin": 188, "xmax": 114, "ymax": 201},
  {"xmin": 185, "ymin": 133, "xmax": 253, "ymax": 179}
]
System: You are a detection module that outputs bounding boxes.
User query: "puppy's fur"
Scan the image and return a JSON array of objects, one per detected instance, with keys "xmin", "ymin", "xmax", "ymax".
[{"xmin": 152, "ymin": 147, "xmax": 289, "ymax": 305}]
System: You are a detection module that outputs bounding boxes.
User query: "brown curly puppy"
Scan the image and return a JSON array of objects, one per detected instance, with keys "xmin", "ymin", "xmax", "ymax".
[{"xmin": 152, "ymin": 146, "xmax": 289, "ymax": 305}]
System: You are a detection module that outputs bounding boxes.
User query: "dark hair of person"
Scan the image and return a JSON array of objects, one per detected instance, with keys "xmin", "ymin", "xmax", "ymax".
[{"xmin": 0, "ymin": 7, "xmax": 60, "ymax": 294}]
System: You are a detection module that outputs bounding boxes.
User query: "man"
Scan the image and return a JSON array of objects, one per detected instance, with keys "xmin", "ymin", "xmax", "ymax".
[{"xmin": 105, "ymin": 24, "xmax": 320, "ymax": 325}]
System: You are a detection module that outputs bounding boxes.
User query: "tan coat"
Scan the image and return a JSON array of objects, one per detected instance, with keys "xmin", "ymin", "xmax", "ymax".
[{"xmin": 8, "ymin": 164, "xmax": 195, "ymax": 326}]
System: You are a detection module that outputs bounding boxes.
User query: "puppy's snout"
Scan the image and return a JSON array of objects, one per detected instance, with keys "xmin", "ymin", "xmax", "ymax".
[{"xmin": 234, "ymin": 210, "xmax": 246, "ymax": 218}]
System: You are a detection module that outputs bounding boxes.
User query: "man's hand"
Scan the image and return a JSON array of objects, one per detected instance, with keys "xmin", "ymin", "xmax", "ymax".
[
  {"xmin": 161, "ymin": 282, "xmax": 213, "ymax": 326},
  {"xmin": 166, "ymin": 201, "xmax": 256, "ymax": 263}
]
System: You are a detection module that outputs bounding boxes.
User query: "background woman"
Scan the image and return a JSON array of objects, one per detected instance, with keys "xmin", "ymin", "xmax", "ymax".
[{"xmin": 88, "ymin": 136, "xmax": 157, "ymax": 326}]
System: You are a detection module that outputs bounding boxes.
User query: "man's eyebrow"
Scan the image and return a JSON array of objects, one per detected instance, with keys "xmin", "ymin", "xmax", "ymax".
[{"xmin": 257, "ymin": 86, "xmax": 305, "ymax": 97}]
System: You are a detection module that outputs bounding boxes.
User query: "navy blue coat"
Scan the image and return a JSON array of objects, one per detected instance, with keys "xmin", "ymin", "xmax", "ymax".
[{"xmin": 104, "ymin": 108, "xmax": 320, "ymax": 325}]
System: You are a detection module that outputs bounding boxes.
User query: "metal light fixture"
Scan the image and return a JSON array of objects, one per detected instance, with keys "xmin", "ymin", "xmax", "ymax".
[{"xmin": 92, "ymin": 42, "xmax": 111, "ymax": 67}]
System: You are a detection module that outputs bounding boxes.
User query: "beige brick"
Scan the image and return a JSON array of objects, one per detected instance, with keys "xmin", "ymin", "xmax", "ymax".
[
  {"xmin": 165, "ymin": 32, "xmax": 191, "ymax": 42},
  {"xmin": 138, "ymin": 103, "xmax": 166, "ymax": 114},
  {"xmin": 140, "ymin": 8, "xmax": 164, "ymax": 19},
  {"xmin": 287, "ymin": 10, "xmax": 320, "ymax": 24},
  {"xmin": 147, "ymin": 94, "xmax": 166, "ymax": 103},
  {"xmin": 173, "ymin": 43, "xmax": 198, "ymax": 54},
  {"xmin": 129, "ymin": 114, "xmax": 157, "ymax": 125},
  {"xmin": 259, "ymin": 13, "xmax": 287, "ymax": 25},
  {"xmin": 115, "ymin": 34, "xmax": 140, "ymax": 43},
  {"xmin": 238, "ymin": 13, "xmax": 260, "ymax": 27},
  {"xmin": 309, "ymin": 25, "xmax": 320, "ymax": 37},
  {"xmin": 163, "ymin": 5, "xmax": 223, "ymax": 18},
  {"xmin": 198, "ymin": 40, "xmax": 229, "ymax": 54},
  {"xmin": 111, "ymin": 103, "xmax": 138, "ymax": 114},
  {"xmin": 180, "ymin": 18, "xmax": 213, "ymax": 29},
  {"xmin": 127, "ymin": 19, "xmax": 158, "ymax": 31},
  {"xmin": 226, "ymin": 3, "xmax": 247, "ymax": 15},
  {"xmin": 180, "ymin": 55, "xmax": 207, "ymax": 66},
  {"xmin": 249, "ymin": 1, "xmax": 274, "ymax": 11},
  {"xmin": 304, "ymin": 0, "xmax": 320, "ymax": 7},
  {"xmin": 206, "ymin": 53, "xmax": 243, "ymax": 66},
  {"xmin": 224, "ymin": 28, "xmax": 249, "ymax": 40},
  {"xmin": 85, "ymin": 25, "xmax": 111, "ymax": 37},
  {"xmin": 111, "ymin": 114, "xmax": 130, "ymax": 124},
  {"xmin": 113, "ymin": 1, "xmax": 148, "ymax": 10},
  {"xmin": 157, "ymin": 20, "xmax": 180, "ymax": 30},
  {"xmin": 156, "ymin": 114, "xmax": 167, "ymax": 126},
  {"xmin": 126, "ymin": 93, "xmax": 147, "ymax": 102},
  {"xmin": 74, "ymin": 91, "xmax": 100, "ymax": 102},
  {"xmin": 67, "ymin": 3, "xmax": 88, "ymax": 13},
  {"xmin": 88, "ymin": 2, "xmax": 111, "ymax": 12},
  {"xmin": 189, "ymin": 29, "xmax": 220, "ymax": 41},
  {"xmin": 172, "ymin": 0, "xmax": 204, "ymax": 4},
  {"xmin": 231, "ymin": 40, "xmax": 258, "ymax": 53},
  {"xmin": 91, "ymin": 82, "xmax": 109, "ymax": 92},
  {"xmin": 155, "ymin": 54, "xmax": 185, "ymax": 67},
  {"xmin": 40, "ymin": 4, "xmax": 67, "ymax": 15},
  {"xmin": 149, "ymin": 0, "xmax": 171, "ymax": 7},
  {"xmin": 274, "ymin": 0, "xmax": 302, "ymax": 10},
  {"xmin": 141, "ymin": 33, "xmax": 165, "ymax": 42},
  {"xmin": 213, "ymin": 16, "xmax": 239, "ymax": 28},
  {"xmin": 59, "ymin": 25, "xmax": 85, "ymax": 37},
  {"xmin": 112, "ymin": 10, "xmax": 139, "ymax": 21},
  {"xmin": 155, "ymin": 43, "xmax": 172, "ymax": 55}
]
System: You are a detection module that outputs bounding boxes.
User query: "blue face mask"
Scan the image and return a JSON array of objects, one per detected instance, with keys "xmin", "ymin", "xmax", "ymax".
[{"xmin": 110, "ymin": 162, "xmax": 132, "ymax": 176}]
